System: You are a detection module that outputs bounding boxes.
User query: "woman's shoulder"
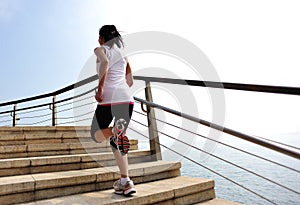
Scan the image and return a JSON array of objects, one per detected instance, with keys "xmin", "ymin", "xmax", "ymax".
[{"xmin": 94, "ymin": 46, "xmax": 106, "ymax": 54}]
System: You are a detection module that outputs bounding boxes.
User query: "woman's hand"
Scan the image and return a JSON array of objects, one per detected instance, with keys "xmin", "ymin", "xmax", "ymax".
[{"xmin": 95, "ymin": 90, "xmax": 103, "ymax": 102}]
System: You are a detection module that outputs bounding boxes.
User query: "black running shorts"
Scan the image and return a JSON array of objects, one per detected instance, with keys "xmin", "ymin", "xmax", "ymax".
[{"xmin": 90, "ymin": 103, "xmax": 134, "ymax": 141}]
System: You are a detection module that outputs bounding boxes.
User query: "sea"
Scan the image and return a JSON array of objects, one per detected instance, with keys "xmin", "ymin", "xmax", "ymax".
[{"xmin": 137, "ymin": 132, "xmax": 300, "ymax": 205}]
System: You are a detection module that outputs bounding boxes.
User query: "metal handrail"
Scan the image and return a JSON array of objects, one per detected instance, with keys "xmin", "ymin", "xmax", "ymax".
[
  {"xmin": 0, "ymin": 74, "xmax": 298, "ymax": 204},
  {"xmin": 134, "ymin": 97, "xmax": 300, "ymax": 160},
  {"xmin": 134, "ymin": 76, "xmax": 300, "ymax": 95},
  {"xmin": 0, "ymin": 75, "xmax": 299, "ymax": 159},
  {"xmin": 133, "ymin": 109, "xmax": 300, "ymax": 174},
  {"xmin": 0, "ymin": 74, "xmax": 98, "ymax": 107},
  {"xmin": 0, "ymin": 85, "xmax": 97, "ymax": 115},
  {"xmin": 1, "ymin": 75, "xmax": 300, "ymax": 109}
]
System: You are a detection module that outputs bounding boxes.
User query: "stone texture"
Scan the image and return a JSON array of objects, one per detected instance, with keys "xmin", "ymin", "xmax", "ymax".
[
  {"xmin": 24, "ymin": 133, "xmax": 62, "ymax": 140},
  {"xmin": 30, "ymin": 155, "xmax": 81, "ymax": 166},
  {"xmin": 30, "ymin": 163, "xmax": 82, "ymax": 174},
  {"xmin": 22, "ymin": 126, "xmax": 56, "ymax": 132},
  {"xmin": 172, "ymin": 176, "xmax": 214, "ymax": 198},
  {"xmin": 0, "ymin": 126, "xmax": 232, "ymax": 205},
  {"xmin": 82, "ymin": 168, "xmax": 116, "ymax": 182},
  {"xmin": 0, "ymin": 174, "xmax": 35, "ymax": 195},
  {"xmin": 0, "ymin": 158, "xmax": 30, "ymax": 169},
  {"xmin": 196, "ymin": 198, "xmax": 244, "ymax": 205},
  {"xmin": 27, "ymin": 150, "xmax": 70, "ymax": 157},
  {"xmin": 18, "ymin": 176, "xmax": 218, "ymax": 205},
  {"xmin": 35, "ymin": 183, "xmax": 95, "ymax": 201},
  {"xmin": 0, "ymin": 192, "xmax": 35, "ymax": 205},
  {"xmin": 27, "ymin": 143, "xmax": 69, "ymax": 152},
  {"xmin": 137, "ymin": 171, "xmax": 180, "ymax": 185},
  {"xmin": 143, "ymin": 161, "xmax": 181, "ymax": 175},
  {"xmin": 174, "ymin": 189, "xmax": 215, "ymax": 205},
  {"xmin": 81, "ymin": 152, "xmax": 113, "ymax": 162},
  {"xmin": 0, "ymin": 152, "xmax": 28, "ymax": 159},
  {"xmin": 0, "ymin": 167, "xmax": 30, "ymax": 177},
  {"xmin": 0, "ymin": 126, "xmax": 23, "ymax": 133},
  {"xmin": 25, "ymin": 139, "xmax": 62, "ymax": 144},
  {"xmin": 33, "ymin": 170, "xmax": 96, "ymax": 190},
  {"xmin": 0, "ymin": 134, "xmax": 25, "ymax": 142},
  {"xmin": 0, "ymin": 145, "xmax": 27, "ymax": 154}
]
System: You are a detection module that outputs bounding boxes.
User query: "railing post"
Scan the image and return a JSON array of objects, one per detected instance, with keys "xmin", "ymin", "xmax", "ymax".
[
  {"xmin": 12, "ymin": 104, "xmax": 17, "ymax": 127},
  {"xmin": 145, "ymin": 81, "xmax": 162, "ymax": 161},
  {"xmin": 52, "ymin": 96, "xmax": 57, "ymax": 126}
]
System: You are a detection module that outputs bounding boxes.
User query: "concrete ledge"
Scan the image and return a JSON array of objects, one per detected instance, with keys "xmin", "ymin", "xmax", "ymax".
[
  {"xmin": 0, "ymin": 161, "xmax": 180, "ymax": 192},
  {"xmin": 0, "ymin": 134, "xmax": 25, "ymax": 142},
  {"xmin": 0, "ymin": 175, "xmax": 35, "ymax": 195},
  {"xmin": 33, "ymin": 170, "xmax": 97, "ymax": 190},
  {"xmin": 20, "ymin": 176, "xmax": 215, "ymax": 205},
  {"xmin": 0, "ymin": 126, "xmax": 90, "ymax": 133},
  {"xmin": 0, "ymin": 158, "xmax": 30, "ymax": 169},
  {"xmin": 0, "ymin": 127, "xmax": 23, "ymax": 133},
  {"xmin": 24, "ymin": 133, "xmax": 62, "ymax": 140},
  {"xmin": 0, "ymin": 150, "xmax": 152, "ymax": 176},
  {"xmin": 0, "ymin": 139, "xmax": 138, "ymax": 159},
  {"xmin": 0, "ymin": 145, "xmax": 27, "ymax": 154},
  {"xmin": 0, "ymin": 126, "xmax": 91, "ymax": 145},
  {"xmin": 0, "ymin": 161, "xmax": 182, "ymax": 204},
  {"xmin": 196, "ymin": 198, "xmax": 244, "ymax": 205},
  {"xmin": 22, "ymin": 126, "xmax": 56, "ymax": 132}
]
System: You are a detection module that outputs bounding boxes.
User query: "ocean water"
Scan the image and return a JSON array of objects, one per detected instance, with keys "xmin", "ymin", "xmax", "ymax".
[
  {"xmin": 178, "ymin": 133, "xmax": 300, "ymax": 205},
  {"xmin": 136, "ymin": 133, "xmax": 300, "ymax": 205}
]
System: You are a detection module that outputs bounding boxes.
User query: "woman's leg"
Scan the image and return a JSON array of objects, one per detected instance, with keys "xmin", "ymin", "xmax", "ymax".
[
  {"xmin": 91, "ymin": 105, "xmax": 113, "ymax": 143},
  {"xmin": 111, "ymin": 104, "xmax": 134, "ymax": 183},
  {"xmin": 91, "ymin": 104, "xmax": 130, "ymax": 178},
  {"xmin": 113, "ymin": 150, "xmax": 129, "ymax": 178},
  {"xmin": 94, "ymin": 127, "xmax": 113, "ymax": 143},
  {"xmin": 91, "ymin": 104, "xmax": 134, "ymax": 194}
]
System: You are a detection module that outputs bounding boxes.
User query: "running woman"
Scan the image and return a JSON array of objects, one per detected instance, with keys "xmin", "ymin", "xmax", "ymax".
[{"xmin": 90, "ymin": 25, "xmax": 136, "ymax": 196}]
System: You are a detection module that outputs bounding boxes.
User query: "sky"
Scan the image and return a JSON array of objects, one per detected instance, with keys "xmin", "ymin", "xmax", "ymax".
[{"xmin": 0, "ymin": 0, "xmax": 300, "ymax": 136}]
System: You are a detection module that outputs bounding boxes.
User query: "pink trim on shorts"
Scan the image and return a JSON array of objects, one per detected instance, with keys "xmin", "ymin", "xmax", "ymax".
[{"xmin": 99, "ymin": 101, "xmax": 134, "ymax": 106}]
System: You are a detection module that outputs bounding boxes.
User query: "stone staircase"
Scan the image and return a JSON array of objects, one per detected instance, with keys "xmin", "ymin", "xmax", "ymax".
[{"xmin": 0, "ymin": 126, "xmax": 237, "ymax": 205}]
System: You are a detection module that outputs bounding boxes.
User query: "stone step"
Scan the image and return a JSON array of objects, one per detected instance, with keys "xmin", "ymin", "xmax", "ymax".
[
  {"xmin": 20, "ymin": 176, "xmax": 215, "ymax": 205},
  {"xmin": 0, "ymin": 150, "xmax": 153, "ymax": 176},
  {"xmin": 196, "ymin": 198, "xmax": 244, "ymax": 205},
  {"xmin": 0, "ymin": 140, "xmax": 138, "ymax": 159},
  {"xmin": 0, "ymin": 126, "xmax": 130, "ymax": 145},
  {"xmin": 0, "ymin": 126, "xmax": 89, "ymax": 134},
  {"xmin": 0, "ymin": 160, "xmax": 182, "ymax": 205},
  {"xmin": 0, "ymin": 134, "xmax": 95, "ymax": 145},
  {"xmin": 0, "ymin": 133, "xmax": 92, "ymax": 145},
  {"xmin": 0, "ymin": 126, "xmax": 89, "ymax": 135}
]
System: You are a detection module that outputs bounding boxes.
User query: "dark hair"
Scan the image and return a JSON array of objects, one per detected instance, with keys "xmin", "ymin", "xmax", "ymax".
[{"xmin": 99, "ymin": 25, "xmax": 124, "ymax": 48}]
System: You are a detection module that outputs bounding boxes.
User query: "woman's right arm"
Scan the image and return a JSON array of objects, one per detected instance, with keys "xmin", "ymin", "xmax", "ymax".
[
  {"xmin": 125, "ymin": 57, "xmax": 133, "ymax": 87},
  {"xmin": 94, "ymin": 47, "xmax": 109, "ymax": 102}
]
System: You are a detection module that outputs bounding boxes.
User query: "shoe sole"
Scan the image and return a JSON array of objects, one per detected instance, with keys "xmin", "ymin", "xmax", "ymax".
[
  {"xmin": 115, "ymin": 119, "xmax": 130, "ymax": 154},
  {"xmin": 118, "ymin": 135, "xmax": 130, "ymax": 154},
  {"xmin": 114, "ymin": 189, "xmax": 136, "ymax": 196},
  {"xmin": 124, "ymin": 189, "xmax": 136, "ymax": 196}
]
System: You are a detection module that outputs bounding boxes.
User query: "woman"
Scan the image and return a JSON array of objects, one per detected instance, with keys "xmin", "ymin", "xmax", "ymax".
[{"xmin": 90, "ymin": 25, "xmax": 136, "ymax": 196}]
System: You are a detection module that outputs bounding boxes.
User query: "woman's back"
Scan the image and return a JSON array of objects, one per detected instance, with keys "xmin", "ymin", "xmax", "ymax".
[
  {"xmin": 96, "ymin": 45, "xmax": 132, "ymax": 104},
  {"xmin": 102, "ymin": 45, "xmax": 127, "ymax": 88}
]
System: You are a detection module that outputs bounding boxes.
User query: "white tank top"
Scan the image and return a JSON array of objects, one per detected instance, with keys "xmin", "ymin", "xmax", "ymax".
[{"xmin": 96, "ymin": 45, "xmax": 133, "ymax": 105}]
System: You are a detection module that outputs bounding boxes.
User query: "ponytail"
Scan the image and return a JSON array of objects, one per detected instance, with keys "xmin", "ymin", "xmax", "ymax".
[{"xmin": 99, "ymin": 25, "xmax": 124, "ymax": 48}]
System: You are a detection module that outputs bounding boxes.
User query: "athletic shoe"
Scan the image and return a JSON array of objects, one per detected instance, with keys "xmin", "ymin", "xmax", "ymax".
[
  {"xmin": 113, "ymin": 118, "xmax": 130, "ymax": 154},
  {"xmin": 113, "ymin": 179, "xmax": 136, "ymax": 196}
]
